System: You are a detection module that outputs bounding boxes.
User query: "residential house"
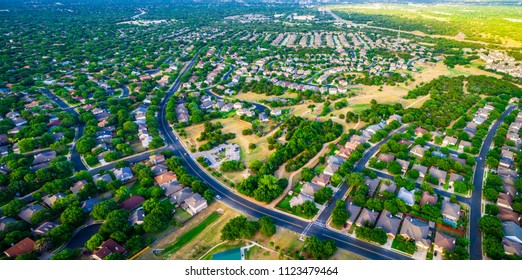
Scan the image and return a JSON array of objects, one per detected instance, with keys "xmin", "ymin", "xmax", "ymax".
[
  {"xmin": 411, "ymin": 164, "xmax": 428, "ymax": 178},
  {"xmin": 503, "ymin": 221, "xmax": 522, "ymax": 243},
  {"xmin": 323, "ymin": 163, "xmax": 339, "ymax": 176},
  {"xmin": 170, "ymin": 187, "xmax": 194, "ymax": 205},
  {"xmin": 379, "ymin": 181, "xmax": 396, "ymax": 195},
  {"xmin": 420, "ymin": 192, "xmax": 438, "ymax": 207},
  {"xmin": 3, "ymin": 237, "xmax": 35, "ymax": 258},
  {"xmin": 346, "ymin": 202, "xmax": 362, "ymax": 227},
  {"xmin": 161, "ymin": 181, "xmax": 182, "ymax": 197},
  {"xmin": 289, "ymin": 194, "xmax": 314, "ymax": 208},
  {"xmin": 312, "ymin": 174, "xmax": 331, "ymax": 187},
  {"xmin": 400, "ymin": 218, "xmax": 431, "ymax": 250},
  {"xmin": 0, "ymin": 217, "xmax": 16, "ymax": 231},
  {"xmin": 301, "ymin": 182, "xmax": 322, "ymax": 197},
  {"xmin": 395, "ymin": 159, "xmax": 410, "ymax": 173},
  {"xmin": 375, "ymin": 210, "xmax": 401, "ymax": 239},
  {"xmin": 33, "ymin": 150, "xmax": 57, "ymax": 165},
  {"xmin": 70, "ymin": 179, "xmax": 88, "ymax": 195},
  {"xmin": 92, "ymin": 239, "xmax": 126, "ymax": 260},
  {"xmin": 33, "ymin": 221, "xmax": 58, "ymax": 235},
  {"xmin": 458, "ymin": 140, "xmax": 472, "ymax": 151},
  {"xmin": 154, "ymin": 171, "xmax": 177, "ymax": 186},
  {"xmin": 365, "ymin": 178, "xmax": 380, "ymax": 197},
  {"xmin": 18, "ymin": 204, "xmax": 45, "ymax": 223},
  {"xmin": 113, "ymin": 167, "xmax": 133, "ymax": 181},
  {"xmin": 429, "ymin": 167, "xmax": 447, "ymax": 186},
  {"xmin": 129, "ymin": 208, "xmax": 145, "ymax": 226},
  {"xmin": 442, "ymin": 201, "xmax": 461, "ymax": 224},
  {"xmin": 502, "ymin": 237, "xmax": 522, "ymax": 256},
  {"xmin": 327, "ymin": 155, "xmax": 345, "ymax": 167},
  {"xmin": 410, "ymin": 145, "xmax": 426, "ymax": 158},
  {"xmin": 497, "ymin": 192, "xmax": 513, "ymax": 210},
  {"xmin": 149, "ymin": 154, "xmax": 166, "ymax": 165},
  {"xmin": 433, "ymin": 232, "xmax": 456, "ymax": 254},
  {"xmin": 442, "ymin": 136, "xmax": 458, "ymax": 147},
  {"xmin": 355, "ymin": 208, "xmax": 379, "ymax": 227},
  {"xmin": 42, "ymin": 193, "xmax": 65, "ymax": 208},
  {"xmin": 414, "ymin": 127, "xmax": 428, "ymax": 138},
  {"xmin": 271, "ymin": 108, "xmax": 282, "ymax": 116},
  {"xmin": 81, "ymin": 198, "xmax": 102, "ymax": 213},
  {"xmin": 498, "ymin": 207, "xmax": 521, "ymax": 225},
  {"xmin": 119, "ymin": 195, "xmax": 145, "ymax": 211},
  {"xmin": 93, "ymin": 173, "xmax": 112, "ymax": 184},
  {"xmin": 397, "ymin": 188, "xmax": 415, "ymax": 206},
  {"xmin": 377, "ymin": 153, "xmax": 395, "ymax": 163},
  {"xmin": 448, "ymin": 173, "xmax": 465, "ymax": 187},
  {"xmin": 184, "ymin": 193, "xmax": 208, "ymax": 215},
  {"xmin": 151, "ymin": 164, "xmax": 169, "ymax": 176}
]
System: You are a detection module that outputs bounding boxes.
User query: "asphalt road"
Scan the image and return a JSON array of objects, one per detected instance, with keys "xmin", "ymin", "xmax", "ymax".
[
  {"xmin": 154, "ymin": 51, "xmax": 412, "ymax": 260},
  {"xmin": 469, "ymin": 105, "xmax": 516, "ymax": 260}
]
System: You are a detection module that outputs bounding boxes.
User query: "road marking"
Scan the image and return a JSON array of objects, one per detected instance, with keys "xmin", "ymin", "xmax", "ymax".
[{"xmin": 322, "ymin": 233, "xmax": 395, "ymax": 260}]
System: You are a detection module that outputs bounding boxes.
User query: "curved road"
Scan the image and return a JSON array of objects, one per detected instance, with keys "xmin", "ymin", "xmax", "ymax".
[{"xmin": 157, "ymin": 52, "xmax": 411, "ymax": 260}]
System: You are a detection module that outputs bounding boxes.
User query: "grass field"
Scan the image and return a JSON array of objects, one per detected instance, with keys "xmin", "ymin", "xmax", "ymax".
[{"xmin": 161, "ymin": 212, "xmax": 221, "ymax": 256}]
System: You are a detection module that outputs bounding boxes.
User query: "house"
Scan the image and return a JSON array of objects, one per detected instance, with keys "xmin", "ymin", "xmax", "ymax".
[
  {"xmin": 113, "ymin": 167, "xmax": 133, "ymax": 181},
  {"xmin": 498, "ymin": 207, "xmax": 521, "ymax": 225},
  {"xmin": 379, "ymin": 181, "xmax": 396, "ymax": 195},
  {"xmin": 355, "ymin": 208, "xmax": 379, "ymax": 227},
  {"xmin": 458, "ymin": 140, "xmax": 472, "ymax": 151},
  {"xmin": 271, "ymin": 108, "xmax": 282, "ymax": 116},
  {"xmin": 386, "ymin": 114, "xmax": 402, "ymax": 124},
  {"xmin": 395, "ymin": 159, "xmax": 410, "ymax": 173},
  {"xmin": 0, "ymin": 217, "xmax": 17, "ymax": 231},
  {"xmin": 184, "ymin": 193, "xmax": 208, "ymax": 215},
  {"xmin": 497, "ymin": 192, "xmax": 513, "ymax": 210},
  {"xmin": 365, "ymin": 178, "xmax": 380, "ymax": 197},
  {"xmin": 410, "ymin": 145, "xmax": 426, "ymax": 158},
  {"xmin": 344, "ymin": 140, "xmax": 360, "ymax": 152},
  {"xmin": 149, "ymin": 154, "xmax": 166, "ymax": 165},
  {"xmin": 323, "ymin": 163, "xmax": 339, "ymax": 176},
  {"xmin": 161, "ymin": 181, "xmax": 182, "ymax": 197},
  {"xmin": 18, "ymin": 204, "xmax": 45, "ymax": 223},
  {"xmin": 397, "ymin": 188, "xmax": 415, "ymax": 206},
  {"xmin": 119, "ymin": 195, "xmax": 145, "ymax": 211},
  {"xmin": 434, "ymin": 232, "xmax": 456, "ymax": 253},
  {"xmin": 414, "ymin": 127, "xmax": 428, "ymax": 137},
  {"xmin": 92, "ymin": 239, "xmax": 126, "ymax": 260},
  {"xmin": 337, "ymin": 147, "xmax": 352, "ymax": 159},
  {"xmin": 129, "ymin": 208, "xmax": 145, "ymax": 225},
  {"xmin": 70, "ymin": 179, "xmax": 88, "ymax": 195},
  {"xmin": 375, "ymin": 210, "xmax": 401, "ymax": 239},
  {"xmin": 33, "ymin": 150, "xmax": 57, "ymax": 165},
  {"xmin": 346, "ymin": 202, "xmax": 362, "ymax": 227},
  {"xmin": 151, "ymin": 164, "xmax": 169, "ymax": 176},
  {"xmin": 420, "ymin": 192, "xmax": 438, "ymax": 206},
  {"xmin": 411, "ymin": 164, "xmax": 428, "ymax": 178},
  {"xmin": 301, "ymin": 182, "xmax": 322, "ymax": 197},
  {"xmin": 400, "ymin": 218, "xmax": 431, "ymax": 250},
  {"xmin": 327, "ymin": 155, "xmax": 345, "ymax": 167},
  {"xmin": 448, "ymin": 173, "xmax": 465, "ymax": 187},
  {"xmin": 429, "ymin": 167, "xmax": 447, "ymax": 185},
  {"xmin": 33, "ymin": 221, "xmax": 58, "ymax": 235},
  {"xmin": 312, "ymin": 173, "xmax": 331, "ymax": 187},
  {"xmin": 289, "ymin": 194, "xmax": 314, "ymax": 208},
  {"xmin": 377, "ymin": 153, "xmax": 395, "ymax": 163},
  {"xmin": 502, "ymin": 237, "xmax": 522, "ymax": 256},
  {"xmin": 154, "ymin": 171, "xmax": 177, "ymax": 186},
  {"xmin": 93, "ymin": 173, "xmax": 112, "ymax": 184},
  {"xmin": 442, "ymin": 201, "xmax": 461, "ymax": 224},
  {"xmin": 42, "ymin": 193, "xmax": 65, "ymax": 208},
  {"xmin": 258, "ymin": 113, "xmax": 269, "ymax": 122},
  {"xmin": 3, "ymin": 237, "xmax": 35, "ymax": 258},
  {"xmin": 442, "ymin": 136, "xmax": 458, "ymax": 147},
  {"xmin": 503, "ymin": 221, "xmax": 522, "ymax": 243},
  {"xmin": 170, "ymin": 187, "xmax": 194, "ymax": 204},
  {"xmin": 81, "ymin": 198, "xmax": 102, "ymax": 212}
]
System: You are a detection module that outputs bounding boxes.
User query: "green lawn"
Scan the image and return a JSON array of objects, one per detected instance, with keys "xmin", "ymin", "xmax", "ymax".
[
  {"xmin": 391, "ymin": 235, "xmax": 418, "ymax": 255},
  {"xmin": 161, "ymin": 212, "xmax": 221, "ymax": 256},
  {"xmin": 276, "ymin": 195, "xmax": 293, "ymax": 211},
  {"xmin": 293, "ymin": 183, "xmax": 303, "ymax": 194},
  {"xmin": 350, "ymin": 104, "xmax": 371, "ymax": 113}
]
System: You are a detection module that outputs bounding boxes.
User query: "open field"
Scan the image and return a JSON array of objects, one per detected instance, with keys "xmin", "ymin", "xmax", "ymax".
[
  {"xmin": 329, "ymin": 3, "xmax": 522, "ymax": 47},
  {"xmin": 235, "ymin": 91, "xmax": 297, "ymax": 103},
  {"xmin": 182, "ymin": 117, "xmax": 272, "ymax": 165}
]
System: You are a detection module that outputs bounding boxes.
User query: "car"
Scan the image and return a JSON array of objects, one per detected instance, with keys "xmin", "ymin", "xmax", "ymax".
[{"xmin": 216, "ymin": 195, "xmax": 221, "ymax": 200}]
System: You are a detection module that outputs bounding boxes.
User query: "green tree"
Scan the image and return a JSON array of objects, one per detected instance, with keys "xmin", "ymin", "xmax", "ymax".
[
  {"xmin": 259, "ymin": 216, "xmax": 276, "ymax": 237},
  {"xmin": 331, "ymin": 200, "xmax": 350, "ymax": 228},
  {"xmin": 303, "ymin": 236, "xmax": 337, "ymax": 260}
]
